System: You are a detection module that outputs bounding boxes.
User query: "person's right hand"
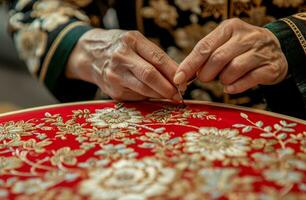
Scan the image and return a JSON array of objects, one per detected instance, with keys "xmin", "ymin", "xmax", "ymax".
[{"xmin": 66, "ymin": 29, "xmax": 179, "ymax": 101}]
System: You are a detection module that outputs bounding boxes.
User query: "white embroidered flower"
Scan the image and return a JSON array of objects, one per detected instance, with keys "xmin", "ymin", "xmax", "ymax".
[
  {"xmin": 80, "ymin": 158, "xmax": 177, "ymax": 200},
  {"xmin": 196, "ymin": 168, "xmax": 238, "ymax": 198},
  {"xmin": 41, "ymin": 13, "xmax": 69, "ymax": 32},
  {"xmin": 12, "ymin": 178, "xmax": 54, "ymax": 195},
  {"xmin": 87, "ymin": 107, "xmax": 143, "ymax": 128},
  {"xmin": 183, "ymin": 127, "xmax": 251, "ymax": 160},
  {"xmin": 14, "ymin": 20, "xmax": 47, "ymax": 74},
  {"xmin": 94, "ymin": 144, "xmax": 138, "ymax": 159}
]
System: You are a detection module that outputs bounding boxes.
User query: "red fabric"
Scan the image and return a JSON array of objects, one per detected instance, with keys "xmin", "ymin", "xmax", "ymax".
[{"xmin": 0, "ymin": 100, "xmax": 305, "ymax": 200}]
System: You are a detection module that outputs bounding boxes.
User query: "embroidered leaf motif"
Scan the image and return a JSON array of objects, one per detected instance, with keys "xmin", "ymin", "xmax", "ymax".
[
  {"xmin": 274, "ymin": 124, "xmax": 282, "ymax": 130},
  {"xmin": 240, "ymin": 113, "xmax": 248, "ymax": 119},
  {"xmin": 242, "ymin": 126, "xmax": 252, "ymax": 133},
  {"xmin": 281, "ymin": 128, "xmax": 295, "ymax": 132},
  {"xmin": 167, "ymin": 137, "xmax": 181, "ymax": 145},
  {"xmin": 232, "ymin": 124, "xmax": 246, "ymax": 128},
  {"xmin": 264, "ymin": 126, "xmax": 272, "ymax": 132},
  {"xmin": 260, "ymin": 133, "xmax": 274, "ymax": 137},
  {"xmin": 138, "ymin": 142, "xmax": 156, "ymax": 149},
  {"xmin": 277, "ymin": 133, "xmax": 287, "ymax": 140},
  {"xmin": 255, "ymin": 121, "xmax": 263, "ymax": 127}
]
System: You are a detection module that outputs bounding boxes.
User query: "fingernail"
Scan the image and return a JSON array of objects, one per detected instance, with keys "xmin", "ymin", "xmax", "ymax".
[
  {"xmin": 224, "ymin": 85, "xmax": 234, "ymax": 93},
  {"xmin": 172, "ymin": 93, "xmax": 181, "ymax": 101},
  {"xmin": 174, "ymin": 71, "xmax": 186, "ymax": 84}
]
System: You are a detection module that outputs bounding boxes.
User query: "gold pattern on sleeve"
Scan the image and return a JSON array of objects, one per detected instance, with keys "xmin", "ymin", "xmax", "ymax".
[{"xmin": 280, "ymin": 18, "xmax": 306, "ymax": 55}]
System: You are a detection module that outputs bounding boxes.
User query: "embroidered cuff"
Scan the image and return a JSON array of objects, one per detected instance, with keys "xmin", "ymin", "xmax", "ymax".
[{"xmin": 261, "ymin": 14, "xmax": 306, "ymax": 119}]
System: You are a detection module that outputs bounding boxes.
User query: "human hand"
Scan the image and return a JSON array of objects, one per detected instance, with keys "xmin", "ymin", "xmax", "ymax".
[
  {"xmin": 174, "ymin": 18, "xmax": 288, "ymax": 94},
  {"xmin": 67, "ymin": 29, "xmax": 179, "ymax": 100}
]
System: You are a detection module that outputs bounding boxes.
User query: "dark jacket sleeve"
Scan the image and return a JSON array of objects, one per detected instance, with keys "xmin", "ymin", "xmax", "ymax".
[
  {"xmin": 262, "ymin": 12, "xmax": 306, "ymax": 119},
  {"xmin": 8, "ymin": 0, "xmax": 99, "ymax": 102}
]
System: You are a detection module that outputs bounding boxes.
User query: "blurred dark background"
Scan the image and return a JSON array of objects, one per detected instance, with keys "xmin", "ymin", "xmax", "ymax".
[{"xmin": 0, "ymin": 4, "xmax": 57, "ymax": 113}]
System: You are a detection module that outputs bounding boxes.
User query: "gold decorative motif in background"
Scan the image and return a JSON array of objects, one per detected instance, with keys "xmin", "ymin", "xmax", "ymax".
[{"xmin": 142, "ymin": 0, "xmax": 178, "ymax": 30}]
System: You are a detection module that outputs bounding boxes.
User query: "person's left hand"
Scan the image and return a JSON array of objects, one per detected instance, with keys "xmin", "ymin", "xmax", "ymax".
[{"xmin": 174, "ymin": 18, "xmax": 288, "ymax": 94}]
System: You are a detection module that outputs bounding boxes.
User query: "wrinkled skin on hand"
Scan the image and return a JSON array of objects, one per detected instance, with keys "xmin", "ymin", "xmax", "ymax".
[
  {"xmin": 174, "ymin": 18, "xmax": 288, "ymax": 94},
  {"xmin": 67, "ymin": 29, "xmax": 180, "ymax": 101}
]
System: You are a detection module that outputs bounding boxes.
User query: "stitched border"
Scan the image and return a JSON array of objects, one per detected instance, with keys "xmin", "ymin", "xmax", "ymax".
[
  {"xmin": 39, "ymin": 21, "xmax": 88, "ymax": 82},
  {"xmin": 280, "ymin": 18, "xmax": 306, "ymax": 55}
]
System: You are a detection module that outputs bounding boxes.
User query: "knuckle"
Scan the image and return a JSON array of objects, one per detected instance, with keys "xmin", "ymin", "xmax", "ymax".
[
  {"xmin": 195, "ymin": 39, "xmax": 212, "ymax": 56},
  {"xmin": 230, "ymin": 60, "xmax": 243, "ymax": 72},
  {"xmin": 129, "ymin": 30, "xmax": 142, "ymax": 37},
  {"xmin": 111, "ymin": 51, "xmax": 124, "ymax": 62},
  {"xmin": 120, "ymin": 31, "xmax": 140, "ymax": 44},
  {"xmin": 223, "ymin": 18, "xmax": 241, "ymax": 27},
  {"xmin": 210, "ymin": 50, "xmax": 225, "ymax": 65},
  {"xmin": 152, "ymin": 50, "xmax": 167, "ymax": 66},
  {"xmin": 140, "ymin": 65, "xmax": 156, "ymax": 82}
]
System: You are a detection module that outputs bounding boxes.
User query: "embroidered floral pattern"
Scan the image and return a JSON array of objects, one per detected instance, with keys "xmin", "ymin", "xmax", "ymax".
[
  {"xmin": 80, "ymin": 158, "xmax": 177, "ymax": 199},
  {"xmin": 87, "ymin": 107, "xmax": 143, "ymax": 128},
  {"xmin": 183, "ymin": 127, "xmax": 251, "ymax": 160}
]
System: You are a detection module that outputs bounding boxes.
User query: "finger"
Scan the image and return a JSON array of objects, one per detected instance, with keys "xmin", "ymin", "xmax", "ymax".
[
  {"xmin": 128, "ymin": 53, "xmax": 177, "ymax": 99},
  {"xmin": 122, "ymin": 71, "xmax": 163, "ymax": 99},
  {"xmin": 219, "ymin": 50, "xmax": 264, "ymax": 85},
  {"xmin": 197, "ymin": 37, "xmax": 250, "ymax": 83},
  {"xmin": 174, "ymin": 20, "xmax": 233, "ymax": 85},
  {"xmin": 134, "ymin": 34, "xmax": 178, "ymax": 82},
  {"xmin": 224, "ymin": 65, "xmax": 277, "ymax": 94}
]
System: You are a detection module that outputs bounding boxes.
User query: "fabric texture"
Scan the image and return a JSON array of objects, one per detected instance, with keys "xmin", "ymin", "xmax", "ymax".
[{"xmin": 0, "ymin": 100, "xmax": 306, "ymax": 199}]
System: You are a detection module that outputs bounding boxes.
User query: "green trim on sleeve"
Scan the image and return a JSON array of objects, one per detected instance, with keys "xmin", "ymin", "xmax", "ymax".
[{"xmin": 43, "ymin": 23, "xmax": 97, "ymax": 102}]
